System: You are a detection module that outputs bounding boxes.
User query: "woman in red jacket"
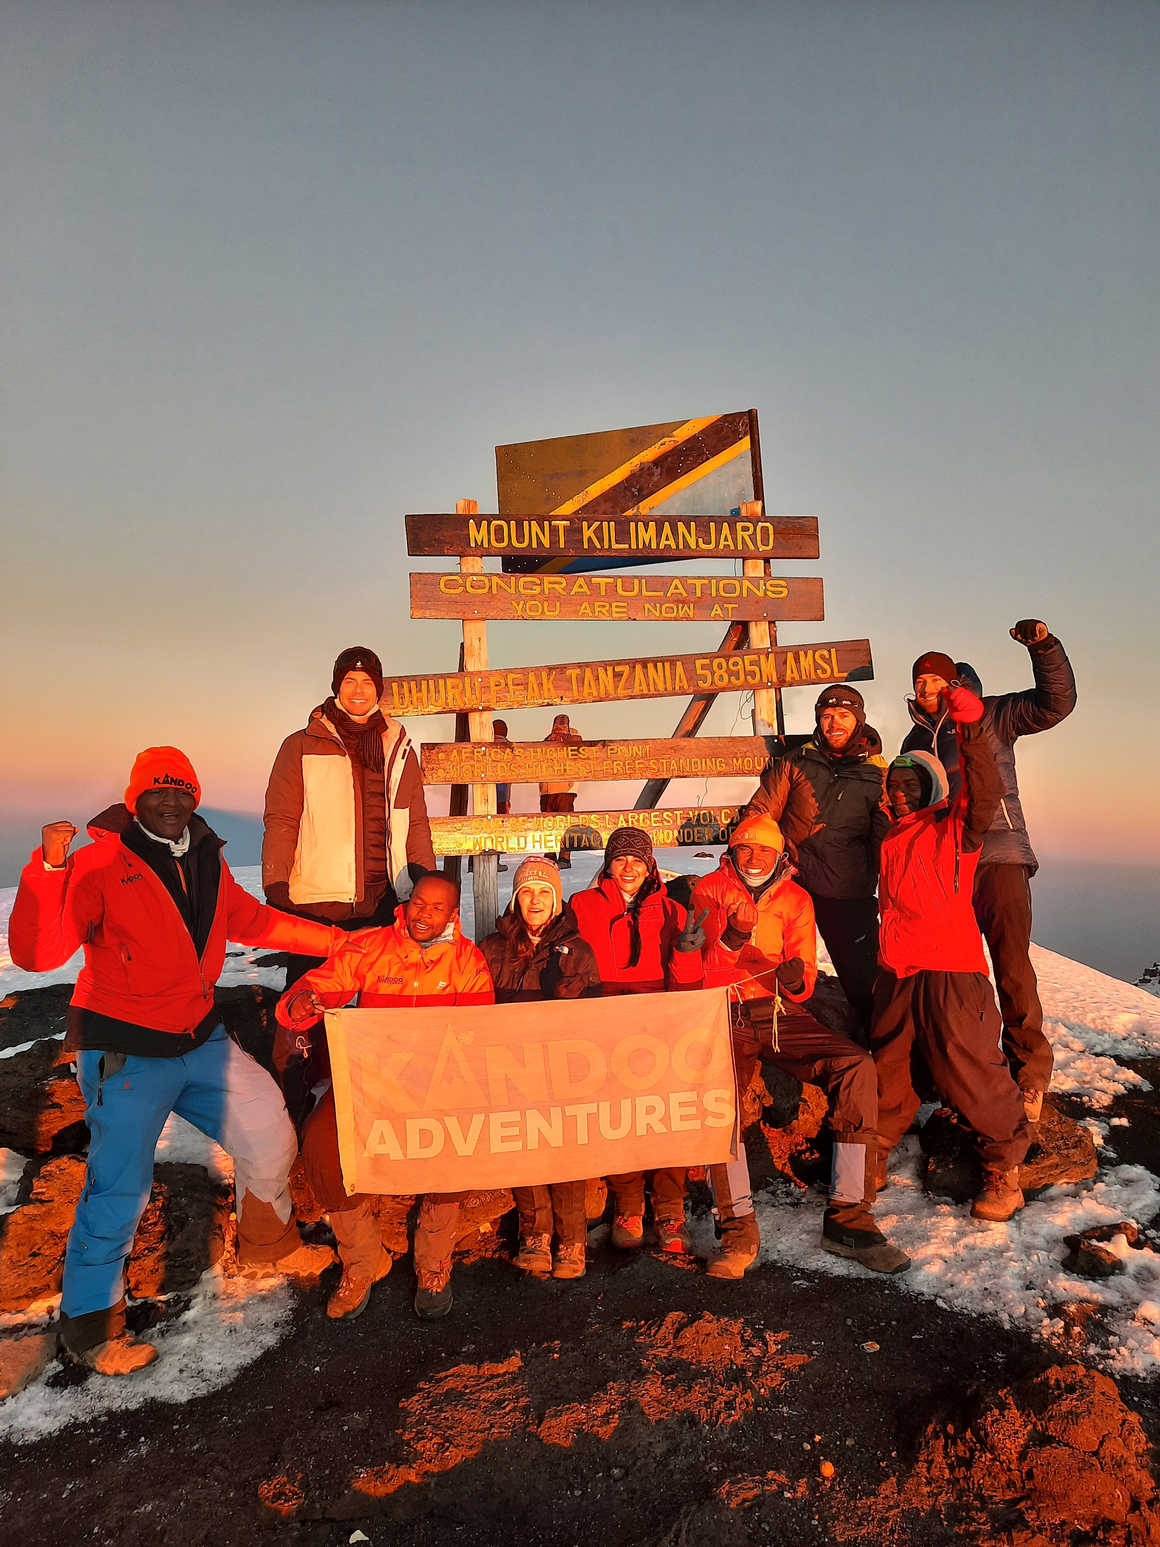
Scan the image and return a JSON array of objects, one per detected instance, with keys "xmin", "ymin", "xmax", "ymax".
[{"xmin": 570, "ymin": 827, "xmax": 704, "ymax": 1252}]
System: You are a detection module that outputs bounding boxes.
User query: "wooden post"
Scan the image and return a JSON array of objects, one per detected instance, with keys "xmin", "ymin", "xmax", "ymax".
[
  {"xmin": 742, "ymin": 499, "xmax": 785, "ymax": 737},
  {"xmin": 442, "ymin": 641, "xmax": 470, "ymax": 889},
  {"xmin": 457, "ymin": 498, "xmax": 499, "ymax": 938}
]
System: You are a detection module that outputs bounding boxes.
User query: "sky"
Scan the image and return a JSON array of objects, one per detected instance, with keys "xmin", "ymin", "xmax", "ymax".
[{"xmin": 2, "ymin": 0, "xmax": 1158, "ymax": 886}]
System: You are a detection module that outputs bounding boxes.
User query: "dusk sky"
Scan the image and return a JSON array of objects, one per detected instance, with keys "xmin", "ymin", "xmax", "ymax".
[{"xmin": 3, "ymin": 1, "xmax": 1158, "ymax": 883}]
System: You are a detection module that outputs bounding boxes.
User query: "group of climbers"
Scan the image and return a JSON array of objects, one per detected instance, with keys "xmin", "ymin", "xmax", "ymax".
[{"xmin": 9, "ymin": 618, "xmax": 1075, "ymax": 1368}]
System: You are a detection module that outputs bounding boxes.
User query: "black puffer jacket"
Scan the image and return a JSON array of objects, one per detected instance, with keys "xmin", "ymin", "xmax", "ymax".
[
  {"xmin": 480, "ymin": 902, "xmax": 602, "ymax": 1003},
  {"xmin": 900, "ymin": 633, "xmax": 1076, "ymax": 873},
  {"xmin": 741, "ymin": 726, "xmax": 890, "ymax": 901}
]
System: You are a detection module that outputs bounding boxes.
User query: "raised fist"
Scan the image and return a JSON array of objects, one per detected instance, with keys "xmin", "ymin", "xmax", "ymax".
[
  {"xmin": 1010, "ymin": 619, "xmax": 1049, "ymax": 647},
  {"xmin": 722, "ymin": 895, "xmax": 758, "ymax": 951},
  {"xmin": 41, "ymin": 821, "xmax": 78, "ymax": 868},
  {"xmin": 942, "ymin": 682, "xmax": 985, "ymax": 725}
]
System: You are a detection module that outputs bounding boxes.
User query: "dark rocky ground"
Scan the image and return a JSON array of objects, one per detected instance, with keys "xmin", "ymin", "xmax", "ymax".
[{"xmin": 3, "ymin": 979, "xmax": 1160, "ymax": 1547}]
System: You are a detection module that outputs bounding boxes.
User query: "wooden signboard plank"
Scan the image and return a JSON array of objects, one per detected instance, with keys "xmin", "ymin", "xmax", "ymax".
[
  {"xmin": 382, "ymin": 638, "xmax": 872, "ymax": 717},
  {"xmin": 421, "ymin": 734, "xmax": 776, "ymax": 786},
  {"xmin": 405, "ymin": 512, "xmax": 819, "ymax": 560},
  {"xmin": 409, "ymin": 571, "xmax": 824, "ymax": 624},
  {"xmin": 429, "ymin": 807, "xmax": 741, "ymax": 858}
]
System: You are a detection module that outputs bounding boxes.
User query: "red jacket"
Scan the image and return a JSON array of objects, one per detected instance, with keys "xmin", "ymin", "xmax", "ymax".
[
  {"xmin": 274, "ymin": 908, "xmax": 493, "ymax": 1028},
  {"xmin": 878, "ymin": 723, "xmax": 1002, "ymax": 978},
  {"xmin": 570, "ymin": 876, "xmax": 702, "ymax": 994},
  {"xmin": 9, "ymin": 810, "xmax": 342, "ymax": 1040},
  {"xmin": 692, "ymin": 857, "xmax": 817, "ymax": 1003}
]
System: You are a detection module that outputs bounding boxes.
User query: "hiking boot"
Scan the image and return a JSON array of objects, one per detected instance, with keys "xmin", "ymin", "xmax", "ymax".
[
  {"xmin": 68, "ymin": 1331, "xmax": 159, "ymax": 1377},
  {"xmin": 326, "ymin": 1248, "xmax": 392, "ymax": 1321},
  {"xmin": 414, "ymin": 1261, "xmax": 454, "ymax": 1320},
  {"xmin": 552, "ymin": 1242, "xmax": 586, "ymax": 1280},
  {"xmin": 654, "ymin": 1216, "xmax": 691, "ymax": 1254},
  {"xmin": 242, "ymin": 1241, "xmax": 337, "ymax": 1283},
  {"xmin": 971, "ymin": 1168, "xmax": 1025, "ymax": 1222},
  {"xmin": 706, "ymin": 1213, "xmax": 760, "ymax": 1279},
  {"xmin": 514, "ymin": 1233, "xmax": 553, "ymax": 1275},
  {"xmin": 611, "ymin": 1214, "xmax": 645, "ymax": 1250},
  {"xmin": 822, "ymin": 1205, "xmax": 911, "ymax": 1274},
  {"xmin": 1022, "ymin": 1089, "xmax": 1045, "ymax": 1126}
]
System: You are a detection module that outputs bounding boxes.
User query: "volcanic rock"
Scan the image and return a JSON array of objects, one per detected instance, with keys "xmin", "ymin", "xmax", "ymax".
[
  {"xmin": 0, "ymin": 1153, "xmax": 86, "ymax": 1312},
  {"xmin": 0, "ymin": 1037, "xmax": 88, "ymax": 1156},
  {"xmin": 124, "ymin": 1162, "xmax": 233, "ymax": 1298},
  {"xmin": 920, "ymin": 1101, "xmax": 1097, "ymax": 1202}
]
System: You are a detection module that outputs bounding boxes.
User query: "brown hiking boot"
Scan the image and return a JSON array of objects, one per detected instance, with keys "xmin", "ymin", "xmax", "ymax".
[
  {"xmin": 242, "ymin": 1240, "xmax": 337, "ymax": 1283},
  {"xmin": 514, "ymin": 1233, "xmax": 553, "ymax": 1274},
  {"xmin": 1022, "ymin": 1089, "xmax": 1045, "ymax": 1126},
  {"xmin": 611, "ymin": 1214, "xmax": 644, "ymax": 1249},
  {"xmin": 654, "ymin": 1216, "xmax": 692, "ymax": 1254},
  {"xmin": 971, "ymin": 1168, "xmax": 1025, "ymax": 1222},
  {"xmin": 822, "ymin": 1205, "xmax": 911, "ymax": 1274},
  {"xmin": 552, "ymin": 1242, "xmax": 586, "ymax": 1280},
  {"xmin": 706, "ymin": 1213, "xmax": 760, "ymax": 1279},
  {"xmin": 414, "ymin": 1261, "xmax": 454, "ymax": 1320},
  {"xmin": 326, "ymin": 1248, "xmax": 392, "ymax": 1321},
  {"xmin": 72, "ymin": 1332, "xmax": 159, "ymax": 1377}
]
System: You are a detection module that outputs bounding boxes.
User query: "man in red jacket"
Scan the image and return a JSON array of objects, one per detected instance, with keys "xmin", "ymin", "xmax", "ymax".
[
  {"xmin": 875, "ymin": 685, "xmax": 1030, "ymax": 1221},
  {"xmin": 570, "ymin": 826, "xmax": 704, "ymax": 1251},
  {"xmin": 276, "ymin": 872, "xmax": 500, "ymax": 1321},
  {"xmin": 9, "ymin": 748, "xmax": 344, "ymax": 1376},
  {"xmin": 693, "ymin": 815, "xmax": 909, "ymax": 1278}
]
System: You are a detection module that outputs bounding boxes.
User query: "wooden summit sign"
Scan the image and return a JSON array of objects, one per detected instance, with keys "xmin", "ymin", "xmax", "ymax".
[
  {"xmin": 406, "ymin": 512, "xmax": 819, "ymax": 560},
  {"xmin": 409, "ymin": 571, "xmax": 824, "ymax": 623},
  {"xmin": 429, "ymin": 806, "xmax": 740, "ymax": 858},
  {"xmin": 381, "ymin": 639, "xmax": 871, "ymax": 716},
  {"xmin": 422, "ymin": 735, "xmax": 775, "ymax": 786}
]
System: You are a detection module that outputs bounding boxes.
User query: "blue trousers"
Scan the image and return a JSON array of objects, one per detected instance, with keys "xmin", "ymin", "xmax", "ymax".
[{"xmin": 62, "ymin": 1027, "xmax": 298, "ymax": 1321}]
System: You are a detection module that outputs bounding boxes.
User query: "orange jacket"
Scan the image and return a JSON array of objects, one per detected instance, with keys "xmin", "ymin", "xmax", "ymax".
[
  {"xmin": 274, "ymin": 908, "xmax": 493, "ymax": 1029},
  {"xmin": 691, "ymin": 856, "xmax": 817, "ymax": 1003},
  {"xmin": 9, "ymin": 809, "xmax": 341, "ymax": 1039}
]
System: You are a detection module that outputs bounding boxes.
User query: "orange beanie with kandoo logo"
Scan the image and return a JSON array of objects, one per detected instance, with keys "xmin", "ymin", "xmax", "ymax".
[
  {"xmin": 728, "ymin": 813, "xmax": 786, "ymax": 853},
  {"xmin": 124, "ymin": 747, "xmax": 202, "ymax": 814}
]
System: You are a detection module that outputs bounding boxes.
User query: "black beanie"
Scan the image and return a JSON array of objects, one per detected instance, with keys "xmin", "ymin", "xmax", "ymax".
[
  {"xmin": 603, "ymin": 826, "xmax": 655, "ymax": 870},
  {"xmin": 815, "ymin": 684, "xmax": 866, "ymax": 728},
  {"xmin": 332, "ymin": 646, "xmax": 384, "ymax": 697}
]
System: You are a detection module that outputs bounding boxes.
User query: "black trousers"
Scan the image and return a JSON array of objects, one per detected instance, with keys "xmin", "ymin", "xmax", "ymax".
[
  {"xmin": 810, "ymin": 893, "xmax": 880, "ymax": 1042},
  {"xmin": 972, "ymin": 862, "xmax": 1052, "ymax": 1093},
  {"xmin": 871, "ymin": 968, "xmax": 1029, "ymax": 1171}
]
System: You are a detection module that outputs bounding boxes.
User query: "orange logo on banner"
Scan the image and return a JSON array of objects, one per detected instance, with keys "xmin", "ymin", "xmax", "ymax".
[{"xmin": 326, "ymin": 987, "xmax": 738, "ymax": 1195}]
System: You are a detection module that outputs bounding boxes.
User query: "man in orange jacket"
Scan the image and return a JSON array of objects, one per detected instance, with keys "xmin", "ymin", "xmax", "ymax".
[
  {"xmin": 276, "ymin": 872, "xmax": 500, "ymax": 1321},
  {"xmin": 9, "ymin": 748, "xmax": 343, "ymax": 1376},
  {"xmin": 693, "ymin": 814, "xmax": 909, "ymax": 1278}
]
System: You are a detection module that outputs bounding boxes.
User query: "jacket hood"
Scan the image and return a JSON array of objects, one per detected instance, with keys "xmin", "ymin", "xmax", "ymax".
[
  {"xmin": 955, "ymin": 661, "xmax": 983, "ymax": 696},
  {"xmin": 889, "ymin": 749, "xmax": 949, "ymax": 811}
]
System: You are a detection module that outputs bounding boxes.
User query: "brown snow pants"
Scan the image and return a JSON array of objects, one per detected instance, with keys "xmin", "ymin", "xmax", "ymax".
[
  {"xmin": 515, "ymin": 1183, "xmax": 587, "ymax": 1248},
  {"xmin": 871, "ymin": 968, "xmax": 1030, "ymax": 1171}
]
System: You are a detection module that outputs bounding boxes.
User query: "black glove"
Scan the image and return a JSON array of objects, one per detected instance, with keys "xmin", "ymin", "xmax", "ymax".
[
  {"xmin": 1010, "ymin": 619, "xmax": 1049, "ymax": 648},
  {"xmin": 674, "ymin": 907, "xmax": 708, "ymax": 954},
  {"xmin": 775, "ymin": 956, "xmax": 806, "ymax": 996}
]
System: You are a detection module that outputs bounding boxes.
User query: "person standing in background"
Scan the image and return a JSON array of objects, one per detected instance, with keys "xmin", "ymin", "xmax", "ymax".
[{"xmin": 539, "ymin": 712, "xmax": 583, "ymax": 868}]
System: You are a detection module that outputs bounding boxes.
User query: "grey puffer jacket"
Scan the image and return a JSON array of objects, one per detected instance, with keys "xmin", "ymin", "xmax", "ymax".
[{"xmin": 899, "ymin": 634, "xmax": 1076, "ymax": 873}]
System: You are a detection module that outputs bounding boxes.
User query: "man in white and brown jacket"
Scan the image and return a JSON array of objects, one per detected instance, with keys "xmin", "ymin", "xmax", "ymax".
[{"xmin": 263, "ymin": 644, "xmax": 435, "ymax": 994}]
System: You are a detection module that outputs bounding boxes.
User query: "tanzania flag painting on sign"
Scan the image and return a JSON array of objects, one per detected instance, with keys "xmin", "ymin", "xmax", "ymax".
[{"xmin": 497, "ymin": 411, "xmax": 762, "ymax": 574}]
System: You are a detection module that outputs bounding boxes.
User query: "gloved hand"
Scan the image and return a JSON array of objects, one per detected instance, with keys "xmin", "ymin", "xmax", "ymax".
[
  {"xmin": 941, "ymin": 682, "xmax": 985, "ymax": 725},
  {"xmin": 286, "ymin": 987, "xmax": 324, "ymax": 1027},
  {"xmin": 264, "ymin": 881, "xmax": 294, "ymax": 912},
  {"xmin": 273, "ymin": 1017, "xmax": 315, "ymax": 1079},
  {"xmin": 1010, "ymin": 618, "xmax": 1049, "ymax": 647},
  {"xmin": 722, "ymin": 895, "xmax": 758, "ymax": 951},
  {"xmin": 674, "ymin": 907, "xmax": 708, "ymax": 954},
  {"xmin": 775, "ymin": 956, "xmax": 806, "ymax": 996}
]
